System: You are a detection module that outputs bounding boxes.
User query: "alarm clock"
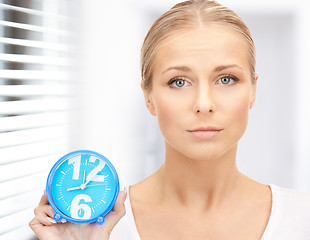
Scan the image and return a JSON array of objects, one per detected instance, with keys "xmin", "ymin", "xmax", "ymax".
[{"xmin": 46, "ymin": 150, "xmax": 119, "ymax": 224}]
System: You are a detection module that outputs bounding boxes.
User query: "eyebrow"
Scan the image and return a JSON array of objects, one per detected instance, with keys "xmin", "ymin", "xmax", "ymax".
[
  {"xmin": 162, "ymin": 66, "xmax": 191, "ymax": 75},
  {"xmin": 162, "ymin": 64, "xmax": 243, "ymax": 75},
  {"xmin": 214, "ymin": 64, "xmax": 243, "ymax": 72}
]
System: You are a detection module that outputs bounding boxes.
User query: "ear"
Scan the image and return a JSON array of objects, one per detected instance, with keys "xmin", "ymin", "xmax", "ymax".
[
  {"xmin": 249, "ymin": 74, "xmax": 258, "ymax": 109},
  {"xmin": 141, "ymin": 82, "xmax": 156, "ymax": 116}
]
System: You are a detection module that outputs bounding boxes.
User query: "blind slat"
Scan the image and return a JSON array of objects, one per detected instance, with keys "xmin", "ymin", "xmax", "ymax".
[
  {"xmin": 0, "ymin": 69, "xmax": 69, "ymax": 80},
  {"xmin": 0, "ymin": 98, "xmax": 71, "ymax": 114},
  {"xmin": 0, "ymin": 3, "xmax": 70, "ymax": 20},
  {"xmin": 0, "ymin": 204, "xmax": 42, "ymax": 235},
  {"xmin": 0, "ymin": 37, "xmax": 71, "ymax": 52},
  {"xmin": 0, "ymin": 225, "xmax": 35, "ymax": 240},
  {"xmin": 0, "ymin": 153, "xmax": 64, "ymax": 183},
  {"xmin": 0, "ymin": 112, "xmax": 70, "ymax": 132},
  {"xmin": 0, "ymin": 20, "xmax": 70, "ymax": 37},
  {"xmin": 0, "ymin": 172, "xmax": 47, "ymax": 200},
  {"xmin": 0, "ymin": 85, "xmax": 73, "ymax": 96},
  {"xmin": 0, "ymin": 125, "xmax": 68, "ymax": 148},
  {"xmin": 0, "ymin": 139, "xmax": 68, "ymax": 165},
  {"xmin": 0, "ymin": 53, "xmax": 71, "ymax": 66},
  {"xmin": 0, "ymin": 189, "xmax": 42, "ymax": 218}
]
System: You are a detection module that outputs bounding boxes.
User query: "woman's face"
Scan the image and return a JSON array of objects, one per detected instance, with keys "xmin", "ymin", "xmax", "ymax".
[{"xmin": 143, "ymin": 25, "xmax": 257, "ymax": 161}]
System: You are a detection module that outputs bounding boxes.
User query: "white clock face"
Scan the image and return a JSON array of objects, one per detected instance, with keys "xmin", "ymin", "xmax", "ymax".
[{"xmin": 49, "ymin": 152, "xmax": 118, "ymax": 221}]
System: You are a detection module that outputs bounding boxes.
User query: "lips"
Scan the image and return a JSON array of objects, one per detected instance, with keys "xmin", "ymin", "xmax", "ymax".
[
  {"xmin": 189, "ymin": 126, "xmax": 222, "ymax": 131},
  {"xmin": 187, "ymin": 126, "xmax": 223, "ymax": 140}
]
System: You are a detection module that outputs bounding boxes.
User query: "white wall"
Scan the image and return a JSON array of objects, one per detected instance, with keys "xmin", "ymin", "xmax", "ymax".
[{"xmin": 77, "ymin": 0, "xmax": 310, "ymax": 192}]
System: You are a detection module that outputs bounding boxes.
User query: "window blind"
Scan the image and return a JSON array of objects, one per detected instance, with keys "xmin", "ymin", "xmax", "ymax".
[{"xmin": 0, "ymin": 0, "xmax": 77, "ymax": 239}]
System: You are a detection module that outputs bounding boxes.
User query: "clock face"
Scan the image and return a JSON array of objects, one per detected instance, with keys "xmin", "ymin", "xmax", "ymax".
[{"xmin": 46, "ymin": 150, "xmax": 119, "ymax": 224}]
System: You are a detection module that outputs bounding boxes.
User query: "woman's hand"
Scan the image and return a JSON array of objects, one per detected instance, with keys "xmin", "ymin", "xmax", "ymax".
[{"xmin": 29, "ymin": 189, "xmax": 127, "ymax": 240}]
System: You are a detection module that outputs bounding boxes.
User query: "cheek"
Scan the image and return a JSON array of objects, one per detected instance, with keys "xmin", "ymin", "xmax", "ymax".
[
  {"xmin": 223, "ymin": 90, "xmax": 251, "ymax": 131},
  {"xmin": 153, "ymin": 91, "xmax": 185, "ymax": 134}
]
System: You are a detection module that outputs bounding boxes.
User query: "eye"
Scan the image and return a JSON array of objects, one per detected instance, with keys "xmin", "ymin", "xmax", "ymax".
[
  {"xmin": 217, "ymin": 75, "xmax": 239, "ymax": 85},
  {"xmin": 168, "ymin": 78, "xmax": 190, "ymax": 88}
]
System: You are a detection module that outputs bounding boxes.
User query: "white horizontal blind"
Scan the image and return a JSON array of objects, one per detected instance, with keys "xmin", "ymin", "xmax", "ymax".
[{"xmin": 0, "ymin": 0, "xmax": 78, "ymax": 239}]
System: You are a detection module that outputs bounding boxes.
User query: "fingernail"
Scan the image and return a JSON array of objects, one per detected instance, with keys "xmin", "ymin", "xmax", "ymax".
[
  {"xmin": 120, "ymin": 187, "xmax": 127, "ymax": 194},
  {"xmin": 60, "ymin": 219, "xmax": 67, "ymax": 223},
  {"xmin": 48, "ymin": 217, "xmax": 56, "ymax": 224}
]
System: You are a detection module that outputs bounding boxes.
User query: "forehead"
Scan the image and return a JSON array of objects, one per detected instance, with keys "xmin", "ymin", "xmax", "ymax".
[{"xmin": 153, "ymin": 24, "xmax": 250, "ymax": 75}]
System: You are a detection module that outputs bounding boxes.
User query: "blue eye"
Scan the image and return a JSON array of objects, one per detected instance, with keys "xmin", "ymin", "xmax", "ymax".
[
  {"xmin": 218, "ymin": 75, "xmax": 239, "ymax": 85},
  {"xmin": 168, "ymin": 78, "xmax": 190, "ymax": 88},
  {"xmin": 221, "ymin": 77, "xmax": 232, "ymax": 84}
]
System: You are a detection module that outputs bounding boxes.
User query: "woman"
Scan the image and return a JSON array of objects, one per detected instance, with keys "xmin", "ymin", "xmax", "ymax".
[{"xmin": 30, "ymin": 0, "xmax": 310, "ymax": 239}]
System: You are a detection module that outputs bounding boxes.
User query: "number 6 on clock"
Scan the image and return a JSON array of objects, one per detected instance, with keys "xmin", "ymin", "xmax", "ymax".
[{"xmin": 70, "ymin": 194, "xmax": 92, "ymax": 219}]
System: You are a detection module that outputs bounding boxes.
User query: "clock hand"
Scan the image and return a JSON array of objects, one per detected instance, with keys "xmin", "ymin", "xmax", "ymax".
[
  {"xmin": 86, "ymin": 183, "xmax": 106, "ymax": 187},
  {"xmin": 84, "ymin": 169, "xmax": 101, "ymax": 186},
  {"xmin": 83, "ymin": 170, "xmax": 86, "ymax": 184},
  {"xmin": 67, "ymin": 170, "xmax": 88, "ymax": 192},
  {"xmin": 66, "ymin": 186, "xmax": 81, "ymax": 191},
  {"xmin": 67, "ymin": 169, "xmax": 108, "ymax": 192},
  {"xmin": 66, "ymin": 183, "xmax": 107, "ymax": 191}
]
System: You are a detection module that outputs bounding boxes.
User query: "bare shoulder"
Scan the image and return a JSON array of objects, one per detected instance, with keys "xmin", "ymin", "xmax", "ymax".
[
  {"xmin": 240, "ymin": 173, "xmax": 271, "ymax": 200},
  {"xmin": 129, "ymin": 171, "xmax": 160, "ymax": 205},
  {"xmin": 129, "ymin": 172, "xmax": 165, "ymax": 238}
]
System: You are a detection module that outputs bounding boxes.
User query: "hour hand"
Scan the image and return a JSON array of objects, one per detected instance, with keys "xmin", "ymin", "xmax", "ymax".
[{"xmin": 66, "ymin": 186, "xmax": 81, "ymax": 192}]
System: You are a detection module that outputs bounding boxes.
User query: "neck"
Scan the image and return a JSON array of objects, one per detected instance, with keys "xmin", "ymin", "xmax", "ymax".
[{"xmin": 155, "ymin": 142, "xmax": 245, "ymax": 211}]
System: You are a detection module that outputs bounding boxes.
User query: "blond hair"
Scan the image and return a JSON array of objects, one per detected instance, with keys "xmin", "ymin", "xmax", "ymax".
[{"xmin": 141, "ymin": 0, "xmax": 256, "ymax": 91}]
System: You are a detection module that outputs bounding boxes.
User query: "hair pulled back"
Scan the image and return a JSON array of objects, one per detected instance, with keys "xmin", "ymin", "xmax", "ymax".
[{"xmin": 140, "ymin": 0, "xmax": 256, "ymax": 91}]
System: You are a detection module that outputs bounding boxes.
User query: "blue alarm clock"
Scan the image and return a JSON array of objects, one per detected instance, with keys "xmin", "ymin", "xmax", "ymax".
[{"xmin": 46, "ymin": 150, "xmax": 119, "ymax": 224}]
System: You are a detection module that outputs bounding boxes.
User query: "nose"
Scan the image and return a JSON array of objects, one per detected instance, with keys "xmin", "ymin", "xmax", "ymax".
[{"xmin": 193, "ymin": 84, "xmax": 216, "ymax": 114}]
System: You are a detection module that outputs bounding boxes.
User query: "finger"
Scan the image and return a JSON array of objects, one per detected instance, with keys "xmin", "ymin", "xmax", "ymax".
[
  {"xmin": 35, "ymin": 205, "xmax": 55, "ymax": 217},
  {"xmin": 29, "ymin": 216, "xmax": 57, "ymax": 239},
  {"xmin": 38, "ymin": 190, "xmax": 49, "ymax": 206},
  {"xmin": 34, "ymin": 206, "xmax": 57, "ymax": 226},
  {"xmin": 101, "ymin": 189, "xmax": 127, "ymax": 233},
  {"xmin": 31, "ymin": 213, "xmax": 56, "ymax": 227},
  {"xmin": 33, "ymin": 203, "xmax": 56, "ymax": 226},
  {"xmin": 29, "ymin": 216, "xmax": 43, "ymax": 232},
  {"xmin": 112, "ymin": 189, "xmax": 127, "ymax": 213}
]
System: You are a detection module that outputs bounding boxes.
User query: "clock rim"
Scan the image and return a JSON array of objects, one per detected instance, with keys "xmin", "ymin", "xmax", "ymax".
[{"xmin": 46, "ymin": 149, "xmax": 120, "ymax": 224}]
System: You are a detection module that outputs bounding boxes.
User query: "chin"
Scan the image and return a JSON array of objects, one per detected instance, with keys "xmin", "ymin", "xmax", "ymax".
[{"xmin": 167, "ymin": 140, "xmax": 239, "ymax": 163}]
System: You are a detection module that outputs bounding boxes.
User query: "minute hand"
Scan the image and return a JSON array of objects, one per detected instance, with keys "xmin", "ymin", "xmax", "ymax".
[{"xmin": 84, "ymin": 167, "xmax": 102, "ymax": 186}]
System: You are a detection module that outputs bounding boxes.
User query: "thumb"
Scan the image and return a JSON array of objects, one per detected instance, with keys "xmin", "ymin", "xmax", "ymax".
[{"xmin": 101, "ymin": 188, "xmax": 127, "ymax": 234}]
